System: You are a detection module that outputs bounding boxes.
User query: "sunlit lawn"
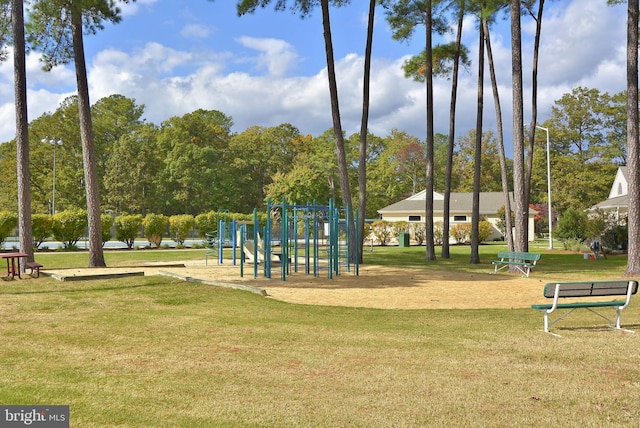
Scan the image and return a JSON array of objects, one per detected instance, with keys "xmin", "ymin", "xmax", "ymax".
[{"xmin": 1, "ymin": 242, "xmax": 638, "ymax": 426}]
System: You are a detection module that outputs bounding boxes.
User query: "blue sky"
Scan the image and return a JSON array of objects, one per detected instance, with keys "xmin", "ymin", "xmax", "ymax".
[{"xmin": 0, "ymin": 0, "xmax": 629, "ymax": 148}]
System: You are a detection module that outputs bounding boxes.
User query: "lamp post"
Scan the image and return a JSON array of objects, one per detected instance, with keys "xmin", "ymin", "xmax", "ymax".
[
  {"xmin": 535, "ymin": 126, "xmax": 553, "ymax": 249},
  {"xmin": 42, "ymin": 138, "xmax": 62, "ymax": 215}
]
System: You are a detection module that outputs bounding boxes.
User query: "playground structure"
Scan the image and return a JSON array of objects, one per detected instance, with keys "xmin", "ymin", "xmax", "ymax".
[{"xmin": 205, "ymin": 199, "xmax": 359, "ymax": 281}]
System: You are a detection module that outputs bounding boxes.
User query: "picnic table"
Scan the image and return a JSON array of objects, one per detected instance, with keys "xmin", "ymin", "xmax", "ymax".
[{"xmin": 2, "ymin": 252, "xmax": 28, "ymax": 279}]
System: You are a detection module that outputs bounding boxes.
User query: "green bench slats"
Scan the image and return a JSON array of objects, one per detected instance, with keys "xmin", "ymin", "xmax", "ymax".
[
  {"xmin": 491, "ymin": 251, "xmax": 541, "ymax": 277},
  {"xmin": 531, "ymin": 300, "xmax": 626, "ymax": 310},
  {"xmin": 531, "ymin": 280, "xmax": 638, "ymax": 335}
]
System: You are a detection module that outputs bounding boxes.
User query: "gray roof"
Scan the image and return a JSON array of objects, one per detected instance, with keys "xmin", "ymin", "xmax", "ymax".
[
  {"xmin": 589, "ymin": 194, "xmax": 628, "ymax": 210},
  {"xmin": 378, "ymin": 192, "xmax": 535, "ymax": 215}
]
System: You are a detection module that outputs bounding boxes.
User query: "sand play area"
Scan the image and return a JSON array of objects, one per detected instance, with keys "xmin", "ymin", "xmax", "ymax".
[{"xmin": 42, "ymin": 260, "xmax": 551, "ymax": 310}]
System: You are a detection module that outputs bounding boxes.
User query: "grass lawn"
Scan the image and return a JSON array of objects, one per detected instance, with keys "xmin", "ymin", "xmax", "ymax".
[{"xmin": 1, "ymin": 244, "xmax": 639, "ymax": 427}]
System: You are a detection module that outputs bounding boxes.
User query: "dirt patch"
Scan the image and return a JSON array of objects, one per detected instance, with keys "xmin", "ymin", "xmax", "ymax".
[{"xmin": 42, "ymin": 260, "xmax": 548, "ymax": 310}]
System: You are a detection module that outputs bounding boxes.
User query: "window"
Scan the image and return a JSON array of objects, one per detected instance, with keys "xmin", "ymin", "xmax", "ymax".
[
  {"xmin": 408, "ymin": 215, "xmax": 421, "ymax": 222},
  {"xmin": 453, "ymin": 215, "xmax": 467, "ymax": 222},
  {"xmin": 618, "ymin": 182, "xmax": 623, "ymax": 196}
]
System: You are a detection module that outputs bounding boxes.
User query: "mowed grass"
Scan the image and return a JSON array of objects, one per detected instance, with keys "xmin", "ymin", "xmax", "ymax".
[{"xmin": 1, "ymin": 244, "xmax": 639, "ymax": 427}]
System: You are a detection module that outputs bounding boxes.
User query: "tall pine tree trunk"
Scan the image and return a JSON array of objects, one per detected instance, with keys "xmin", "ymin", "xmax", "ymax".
[
  {"xmin": 442, "ymin": 2, "xmax": 464, "ymax": 259},
  {"xmin": 358, "ymin": 0, "xmax": 375, "ymax": 264},
  {"xmin": 424, "ymin": 0, "xmax": 436, "ymax": 261},
  {"xmin": 71, "ymin": 8, "xmax": 105, "ymax": 267},
  {"xmin": 525, "ymin": 0, "xmax": 545, "ymax": 211},
  {"xmin": 511, "ymin": 0, "xmax": 528, "ymax": 252},
  {"xmin": 13, "ymin": 0, "xmax": 34, "ymax": 264},
  {"xmin": 625, "ymin": 0, "xmax": 640, "ymax": 276},
  {"xmin": 484, "ymin": 14, "xmax": 514, "ymax": 252},
  {"xmin": 470, "ymin": 15, "xmax": 484, "ymax": 264},
  {"xmin": 320, "ymin": 0, "xmax": 355, "ymax": 260}
]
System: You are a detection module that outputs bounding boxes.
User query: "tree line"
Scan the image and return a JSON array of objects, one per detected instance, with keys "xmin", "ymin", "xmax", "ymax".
[{"xmin": 0, "ymin": 85, "xmax": 626, "ymax": 225}]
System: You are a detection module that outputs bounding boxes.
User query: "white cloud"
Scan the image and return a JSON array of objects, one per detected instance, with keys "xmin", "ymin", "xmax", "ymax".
[
  {"xmin": 236, "ymin": 36, "xmax": 298, "ymax": 77},
  {"xmin": 181, "ymin": 24, "xmax": 213, "ymax": 39},
  {"xmin": 119, "ymin": 0, "xmax": 158, "ymax": 17}
]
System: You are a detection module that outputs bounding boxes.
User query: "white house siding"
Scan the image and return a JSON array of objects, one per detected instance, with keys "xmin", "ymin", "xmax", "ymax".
[{"xmin": 378, "ymin": 192, "xmax": 537, "ymax": 243}]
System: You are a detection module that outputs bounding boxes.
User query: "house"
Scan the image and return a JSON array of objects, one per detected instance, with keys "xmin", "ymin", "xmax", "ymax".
[
  {"xmin": 377, "ymin": 190, "xmax": 537, "ymax": 242},
  {"xmin": 589, "ymin": 166, "xmax": 628, "ymax": 222}
]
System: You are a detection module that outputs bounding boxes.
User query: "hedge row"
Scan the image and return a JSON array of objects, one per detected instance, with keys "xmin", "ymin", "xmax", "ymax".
[{"xmin": 0, "ymin": 210, "xmax": 266, "ymax": 250}]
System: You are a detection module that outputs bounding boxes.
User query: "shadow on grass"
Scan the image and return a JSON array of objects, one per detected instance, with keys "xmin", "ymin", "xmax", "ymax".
[{"xmin": 0, "ymin": 276, "xmax": 174, "ymax": 296}]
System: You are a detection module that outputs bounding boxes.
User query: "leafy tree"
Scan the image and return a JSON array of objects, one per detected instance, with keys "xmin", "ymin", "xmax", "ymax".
[
  {"xmin": 266, "ymin": 130, "xmax": 338, "ymax": 205},
  {"xmin": 227, "ymin": 124, "xmax": 300, "ymax": 211},
  {"xmin": 28, "ymin": 98, "xmax": 88, "ymax": 212},
  {"xmin": 548, "ymin": 87, "xmax": 614, "ymax": 163},
  {"xmin": 157, "ymin": 109, "xmax": 233, "ymax": 215},
  {"xmin": 115, "ymin": 214, "xmax": 143, "ymax": 249},
  {"xmin": 92, "ymin": 94, "xmax": 146, "ymax": 194},
  {"xmin": 602, "ymin": 90, "xmax": 629, "ymax": 164},
  {"xmin": 543, "ymin": 155, "xmax": 615, "ymax": 214},
  {"xmin": 453, "ymin": 130, "xmax": 506, "ymax": 192},
  {"xmin": 26, "ymin": 0, "xmax": 135, "ymax": 266},
  {"xmin": 104, "ymin": 123, "xmax": 162, "ymax": 214},
  {"xmin": 394, "ymin": 135, "xmax": 427, "ymax": 195}
]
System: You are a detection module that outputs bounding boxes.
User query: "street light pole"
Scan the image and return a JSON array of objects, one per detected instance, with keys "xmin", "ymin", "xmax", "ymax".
[
  {"xmin": 42, "ymin": 138, "xmax": 63, "ymax": 215},
  {"xmin": 535, "ymin": 126, "xmax": 553, "ymax": 249}
]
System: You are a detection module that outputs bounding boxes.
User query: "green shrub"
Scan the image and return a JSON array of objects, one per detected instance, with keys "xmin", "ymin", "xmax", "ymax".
[
  {"xmin": 556, "ymin": 208, "xmax": 587, "ymax": 242},
  {"xmin": 0, "ymin": 211, "xmax": 17, "ymax": 249},
  {"xmin": 393, "ymin": 221, "xmax": 409, "ymax": 234},
  {"xmin": 433, "ymin": 222, "xmax": 443, "ymax": 245},
  {"xmin": 371, "ymin": 220, "xmax": 392, "ymax": 246},
  {"xmin": 52, "ymin": 209, "xmax": 87, "ymax": 249},
  {"xmin": 169, "ymin": 214, "xmax": 195, "ymax": 245},
  {"xmin": 451, "ymin": 223, "xmax": 472, "ymax": 244},
  {"xmin": 101, "ymin": 214, "xmax": 114, "ymax": 245},
  {"xmin": 144, "ymin": 213, "xmax": 169, "ymax": 248},
  {"xmin": 413, "ymin": 223, "xmax": 427, "ymax": 245},
  {"xmin": 32, "ymin": 214, "xmax": 53, "ymax": 249},
  {"xmin": 194, "ymin": 211, "xmax": 219, "ymax": 237},
  {"xmin": 115, "ymin": 214, "xmax": 144, "ymax": 249},
  {"xmin": 478, "ymin": 220, "xmax": 494, "ymax": 243}
]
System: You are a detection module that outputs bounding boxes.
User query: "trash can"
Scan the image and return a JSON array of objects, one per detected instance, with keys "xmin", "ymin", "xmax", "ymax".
[{"xmin": 398, "ymin": 232, "xmax": 410, "ymax": 247}]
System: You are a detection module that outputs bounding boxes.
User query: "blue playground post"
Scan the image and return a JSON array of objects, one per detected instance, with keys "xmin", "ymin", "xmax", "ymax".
[{"xmin": 252, "ymin": 197, "xmax": 357, "ymax": 281}]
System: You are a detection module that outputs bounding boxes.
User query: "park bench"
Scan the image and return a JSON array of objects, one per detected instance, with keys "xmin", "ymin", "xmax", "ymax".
[
  {"xmin": 25, "ymin": 261, "xmax": 43, "ymax": 278},
  {"xmin": 491, "ymin": 251, "xmax": 541, "ymax": 277},
  {"xmin": 531, "ymin": 280, "xmax": 638, "ymax": 336}
]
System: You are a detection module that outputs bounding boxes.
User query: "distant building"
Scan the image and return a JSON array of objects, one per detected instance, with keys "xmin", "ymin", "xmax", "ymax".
[
  {"xmin": 377, "ymin": 190, "xmax": 537, "ymax": 242},
  {"xmin": 589, "ymin": 166, "xmax": 628, "ymax": 222}
]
